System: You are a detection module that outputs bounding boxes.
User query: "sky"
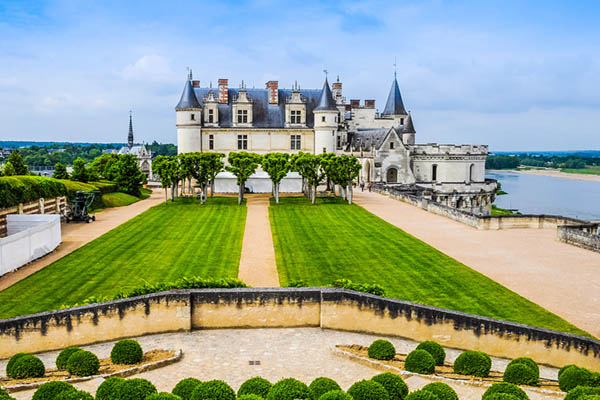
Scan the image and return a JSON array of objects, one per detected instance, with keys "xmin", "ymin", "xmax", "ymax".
[{"xmin": 0, "ymin": 0, "xmax": 599, "ymax": 151}]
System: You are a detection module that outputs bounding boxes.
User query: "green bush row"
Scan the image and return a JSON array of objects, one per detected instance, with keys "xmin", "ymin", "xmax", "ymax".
[
  {"xmin": 286, "ymin": 278, "xmax": 385, "ymax": 297},
  {"xmin": 0, "ymin": 176, "xmax": 66, "ymax": 208}
]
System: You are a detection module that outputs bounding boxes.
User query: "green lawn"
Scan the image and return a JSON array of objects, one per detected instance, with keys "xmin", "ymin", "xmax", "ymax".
[
  {"xmin": 562, "ymin": 166, "xmax": 600, "ymax": 175},
  {"xmin": 101, "ymin": 188, "xmax": 152, "ymax": 208},
  {"xmin": 0, "ymin": 197, "xmax": 246, "ymax": 319},
  {"xmin": 270, "ymin": 197, "xmax": 588, "ymax": 336}
]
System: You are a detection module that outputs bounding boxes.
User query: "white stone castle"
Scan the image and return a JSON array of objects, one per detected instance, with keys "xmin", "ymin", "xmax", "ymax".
[{"xmin": 176, "ymin": 71, "xmax": 496, "ymax": 212}]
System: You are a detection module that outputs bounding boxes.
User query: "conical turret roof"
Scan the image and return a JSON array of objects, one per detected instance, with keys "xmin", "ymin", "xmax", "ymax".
[
  {"xmin": 403, "ymin": 112, "xmax": 415, "ymax": 133},
  {"xmin": 314, "ymin": 77, "xmax": 337, "ymax": 111},
  {"xmin": 175, "ymin": 78, "xmax": 201, "ymax": 109},
  {"xmin": 382, "ymin": 76, "xmax": 407, "ymax": 116}
]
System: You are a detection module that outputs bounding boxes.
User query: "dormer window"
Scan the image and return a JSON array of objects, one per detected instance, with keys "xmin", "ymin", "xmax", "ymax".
[
  {"xmin": 190, "ymin": 113, "xmax": 195, "ymax": 121},
  {"xmin": 237, "ymin": 109, "xmax": 248, "ymax": 123},
  {"xmin": 208, "ymin": 109, "xmax": 214, "ymax": 123},
  {"xmin": 390, "ymin": 142, "xmax": 394, "ymax": 149},
  {"xmin": 290, "ymin": 110, "xmax": 301, "ymax": 124}
]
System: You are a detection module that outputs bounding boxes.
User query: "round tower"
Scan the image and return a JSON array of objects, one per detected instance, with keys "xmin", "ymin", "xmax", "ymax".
[
  {"xmin": 313, "ymin": 77, "xmax": 339, "ymax": 154},
  {"xmin": 176, "ymin": 71, "xmax": 202, "ymax": 154}
]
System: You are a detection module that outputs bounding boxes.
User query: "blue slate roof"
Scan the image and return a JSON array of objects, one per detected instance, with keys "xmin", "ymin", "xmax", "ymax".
[
  {"xmin": 175, "ymin": 80, "xmax": 201, "ymax": 109},
  {"xmin": 347, "ymin": 128, "xmax": 389, "ymax": 151},
  {"xmin": 382, "ymin": 77, "xmax": 407, "ymax": 116},
  {"xmin": 403, "ymin": 112, "xmax": 415, "ymax": 133},
  {"xmin": 314, "ymin": 78, "xmax": 338, "ymax": 111}
]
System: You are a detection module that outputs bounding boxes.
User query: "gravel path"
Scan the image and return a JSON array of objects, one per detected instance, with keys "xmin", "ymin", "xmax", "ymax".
[{"xmin": 353, "ymin": 190, "xmax": 600, "ymax": 337}]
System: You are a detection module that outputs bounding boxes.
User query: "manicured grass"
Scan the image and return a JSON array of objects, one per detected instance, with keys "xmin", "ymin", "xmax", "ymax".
[
  {"xmin": 0, "ymin": 197, "xmax": 246, "ymax": 319},
  {"xmin": 101, "ymin": 192, "xmax": 140, "ymax": 207},
  {"xmin": 562, "ymin": 166, "xmax": 600, "ymax": 175},
  {"xmin": 270, "ymin": 197, "xmax": 589, "ymax": 336},
  {"xmin": 491, "ymin": 205, "xmax": 519, "ymax": 216}
]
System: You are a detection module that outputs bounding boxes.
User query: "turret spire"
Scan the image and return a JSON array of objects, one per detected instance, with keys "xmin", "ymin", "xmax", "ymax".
[
  {"xmin": 128, "ymin": 111, "xmax": 134, "ymax": 148},
  {"xmin": 382, "ymin": 74, "xmax": 407, "ymax": 116},
  {"xmin": 314, "ymin": 77, "xmax": 337, "ymax": 111},
  {"xmin": 175, "ymin": 74, "xmax": 201, "ymax": 110}
]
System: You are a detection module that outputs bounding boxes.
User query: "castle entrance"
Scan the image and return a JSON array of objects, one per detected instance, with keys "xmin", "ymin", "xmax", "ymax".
[{"xmin": 386, "ymin": 168, "xmax": 398, "ymax": 183}]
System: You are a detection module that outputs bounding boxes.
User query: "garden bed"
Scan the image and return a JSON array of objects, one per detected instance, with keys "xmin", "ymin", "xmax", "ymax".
[{"xmin": 1, "ymin": 349, "xmax": 180, "ymax": 393}]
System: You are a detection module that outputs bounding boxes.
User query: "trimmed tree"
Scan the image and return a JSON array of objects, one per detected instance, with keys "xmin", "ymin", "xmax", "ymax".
[
  {"xmin": 261, "ymin": 152, "xmax": 291, "ymax": 204},
  {"xmin": 2, "ymin": 161, "xmax": 15, "ymax": 176},
  {"xmin": 335, "ymin": 155, "xmax": 362, "ymax": 204},
  {"xmin": 7, "ymin": 149, "xmax": 29, "ymax": 175},
  {"xmin": 70, "ymin": 157, "xmax": 88, "ymax": 182},
  {"xmin": 226, "ymin": 151, "xmax": 262, "ymax": 205},
  {"xmin": 188, "ymin": 153, "xmax": 211, "ymax": 204},
  {"xmin": 113, "ymin": 154, "xmax": 145, "ymax": 196},
  {"xmin": 207, "ymin": 153, "xmax": 225, "ymax": 197},
  {"xmin": 294, "ymin": 152, "xmax": 325, "ymax": 204},
  {"xmin": 53, "ymin": 163, "xmax": 69, "ymax": 179},
  {"xmin": 152, "ymin": 155, "xmax": 170, "ymax": 204}
]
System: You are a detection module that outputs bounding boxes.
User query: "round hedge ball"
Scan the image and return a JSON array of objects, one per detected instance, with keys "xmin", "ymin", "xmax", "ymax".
[
  {"xmin": 482, "ymin": 383, "xmax": 529, "ymax": 400},
  {"xmin": 190, "ymin": 379, "xmax": 236, "ymax": 400},
  {"xmin": 581, "ymin": 396, "xmax": 600, "ymax": 400},
  {"xmin": 371, "ymin": 372, "xmax": 408, "ymax": 400},
  {"xmin": 110, "ymin": 339, "xmax": 143, "ymax": 365},
  {"xmin": 422, "ymin": 382, "xmax": 458, "ymax": 400},
  {"xmin": 32, "ymin": 381, "xmax": 75, "ymax": 400},
  {"xmin": 95, "ymin": 376, "xmax": 125, "ymax": 400},
  {"xmin": 347, "ymin": 379, "xmax": 390, "ymax": 400},
  {"xmin": 507, "ymin": 358, "xmax": 539, "ymax": 378},
  {"xmin": 54, "ymin": 390, "xmax": 94, "ymax": 400},
  {"xmin": 404, "ymin": 389, "xmax": 439, "ymax": 400},
  {"xmin": 266, "ymin": 378, "xmax": 311, "ymax": 400},
  {"xmin": 118, "ymin": 378, "xmax": 158, "ymax": 400},
  {"xmin": 309, "ymin": 377, "xmax": 341, "ymax": 400},
  {"xmin": 367, "ymin": 339, "xmax": 396, "ymax": 361},
  {"xmin": 503, "ymin": 363, "xmax": 538, "ymax": 386},
  {"xmin": 146, "ymin": 393, "xmax": 182, "ymax": 400},
  {"xmin": 237, "ymin": 395, "xmax": 265, "ymax": 400},
  {"xmin": 453, "ymin": 350, "xmax": 492, "ymax": 378},
  {"xmin": 11, "ymin": 354, "xmax": 45, "ymax": 379},
  {"xmin": 318, "ymin": 391, "xmax": 353, "ymax": 400},
  {"xmin": 56, "ymin": 347, "xmax": 82, "ymax": 370},
  {"xmin": 6, "ymin": 352, "xmax": 29, "ymax": 378},
  {"xmin": 560, "ymin": 366, "xmax": 594, "ymax": 392},
  {"xmin": 559, "ymin": 365, "xmax": 578, "ymax": 380},
  {"xmin": 173, "ymin": 377, "xmax": 203, "ymax": 400},
  {"xmin": 66, "ymin": 350, "xmax": 100, "ymax": 377},
  {"xmin": 416, "ymin": 341, "xmax": 446, "ymax": 366},
  {"xmin": 483, "ymin": 394, "xmax": 520, "ymax": 400},
  {"xmin": 0, "ymin": 387, "xmax": 16, "ymax": 400},
  {"xmin": 404, "ymin": 349, "xmax": 436, "ymax": 375},
  {"xmin": 237, "ymin": 377, "xmax": 272, "ymax": 398},
  {"xmin": 565, "ymin": 386, "xmax": 600, "ymax": 400}
]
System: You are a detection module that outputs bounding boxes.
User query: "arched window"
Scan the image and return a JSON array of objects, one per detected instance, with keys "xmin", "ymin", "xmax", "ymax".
[
  {"xmin": 469, "ymin": 164, "xmax": 475, "ymax": 182},
  {"xmin": 432, "ymin": 164, "xmax": 438, "ymax": 181}
]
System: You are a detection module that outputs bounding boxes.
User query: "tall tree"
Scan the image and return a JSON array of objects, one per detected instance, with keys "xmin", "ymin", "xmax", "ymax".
[
  {"xmin": 2, "ymin": 161, "xmax": 15, "ymax": 176},
  {"xmin": 53, "ymin": 163, "xmax": 69, "ymax": 179},
  {"xmin": 319, "ymin": 152, "xmax": 337, "ymax": 192},
  {"xmin": 7, "ymin": 150, "xmax": 28, "ymax": 175},
  {"xmin": 70, "ymin": 157, "xmax": 89, "ymax": 182},
  {"xmin": 226, "ymin": 152, "xmax": 262, "ymax": 205},
  {"xmin": 261, "ymin": 153, "xmax": 291, "ymax": 204},
  {"xmin": 152, "ymin": 155, "xmax": 170, "ymax": 203},
  {"xmin": 90, "ymin": 153, "xmax": 120, "ymax": 180},
  {"xmin": 178, "ymin": 153, "xmax": 195, "ymax": 195},
  {"xmin": 113, "ymin": 154, "xmax": 145, "ymax": 196},
  {"xmin": 294, "ymin": 153, "xmax": 325, "ymax": 204},
  {"xmin": 335, "ymin": 155, "xmax": 362, "ymax": 204}
]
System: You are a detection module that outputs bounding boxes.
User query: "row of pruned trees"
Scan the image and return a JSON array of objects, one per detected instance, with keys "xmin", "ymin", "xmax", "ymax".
[{"xmin": 151, "ymin": 151, "xmax": 362, "ymax": 205}]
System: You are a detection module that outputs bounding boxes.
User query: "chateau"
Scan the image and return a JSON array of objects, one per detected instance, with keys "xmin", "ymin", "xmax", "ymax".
[{"xmin": 176, "ymin": 72, "xmax": 496, "ymax": 213}]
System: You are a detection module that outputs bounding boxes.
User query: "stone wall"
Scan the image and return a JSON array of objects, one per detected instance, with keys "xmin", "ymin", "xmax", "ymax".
[
  {"xmin": 0, "ymin": 288, "xmax": 598, "ymax": 370},
  {"xmin": 557, "ymin": 224, "xmax": 600, "ymax": 253},
  {"xmin": 0, "ymin": 196, "xmax": 66, "ymax": 237}
]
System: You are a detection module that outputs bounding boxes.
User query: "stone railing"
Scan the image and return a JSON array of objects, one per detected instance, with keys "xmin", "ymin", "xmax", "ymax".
[
  {"xmin": 0, "ymin": 196, "xmax": 66, "ymax": 237},
  {"xmin": 0, "ymin": 288, "xmax": 598, "ymax": 369},
  {"xmin": 557, "ymin": 224, "xmax": 600, "ymax": 253}
]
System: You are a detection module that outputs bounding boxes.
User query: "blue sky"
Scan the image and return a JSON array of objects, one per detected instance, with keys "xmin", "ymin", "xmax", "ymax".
[{"xmin": 1, "ymin": 0, "xmax": 599, "ymax": 151}]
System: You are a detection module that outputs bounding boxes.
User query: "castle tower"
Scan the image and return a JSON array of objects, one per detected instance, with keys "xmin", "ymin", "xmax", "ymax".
[
  {"xmin": 128, "ymin": 111, "xmax": 134, "ymax": 148},
  {"xmin": 402, "ymin": 112, "xmax": 416, "ymax": 145},
  {"xmin": 382, "ymin": 74, "xmax": 408, "ymax": 127},
  {"xmin": 175, "ymin": 70, "xmax": 202, "ymax": 154},
  {"xmin": 313, "ymin": 77, "xmax": 339, "ymax": 154}
]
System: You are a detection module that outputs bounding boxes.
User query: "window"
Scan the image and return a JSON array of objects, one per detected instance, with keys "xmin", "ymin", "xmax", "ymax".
[
  {"xmin": 208, "ymin": 109, "xmax": 214, "ymax": 123},
  {"xmin": 190, "ymin": 113, "xmax": 195, "ymax": 121},
  {"xmin": 209, "ymin": 134, "xmax": 214, "ymax": 150},
  {"xmin": 321, "ymin": 116, "xmax": 326, "ymax": 122},
  {"xmin": 237, "ymin": 109, "xmax": 248, "ymax": 123},
  {"xmin": 237, "ymin": 134, "xmax": 248, "ymax": 150},
  {"xmin": 400, "ymin": 118, "xmax": 404, "ymax": 125},
  {"xmin": 290, "ymin": 110, "xmax": 301, "ymax": 124},
  {"xmin": 336, "ymin": 135, "xmax": 341, "ymax": 149},
  {"xmin": 290, "ymin": 134, "xmax": 301, "ymax": 150},
  {"xmin": 390, "ymin": 141, "xmax": 394, "ymax": 149},
  {"xmin": 432, "ymin": 164, "xmax": 438, "ymax": 181}
]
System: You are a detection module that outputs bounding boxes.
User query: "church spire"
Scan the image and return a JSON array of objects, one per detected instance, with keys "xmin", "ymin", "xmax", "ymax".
[
  {"xmin": 128, "ymin": 111, "xmax": 134, "ymax": 148},
  {"xmin": 382, "ymin": 74, "xmax": 407, "ymax": 116}
]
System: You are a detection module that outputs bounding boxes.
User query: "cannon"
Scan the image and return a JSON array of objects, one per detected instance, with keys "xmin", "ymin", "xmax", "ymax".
[{"xmin": 65, "ymin": 190, "xmax": 98, "ymax": 223}]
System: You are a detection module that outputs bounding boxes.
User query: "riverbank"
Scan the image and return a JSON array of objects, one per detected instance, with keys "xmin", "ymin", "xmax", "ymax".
[{"xmin": 492, "ymin": 168, "xmax": 600, "ymax": 182}]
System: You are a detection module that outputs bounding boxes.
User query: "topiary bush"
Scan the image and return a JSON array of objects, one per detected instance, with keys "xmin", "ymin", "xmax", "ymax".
[
  {"xmin": 404, "ymin": 390, "xmax": 439, "ymax": 400},
  {"xmin": 347, "ymin": 379, "xmax": 390, "ymax": 400},
  {"xmin": 237, "ymin": 395, "xmax": 264, "ymax": 400},
  {"xmin": 118, "ymin": 378, "xmax": 157, "ymax": 400},
  {"xmin": 503, "ymin": 363, "xmax": 538, "ymax": 386},
  {"xmin": 318, "ymin": 391, "xmax": 353, "ymax": 400},
  {"xmin": 404, "ymin": 349, "xmax": 436, "ymax": 375},
  {"xmin": 565, "ymin": 386, "xmax": 600, "ymax": 400},
  {"xmin": 54, "ymin": 390, "xmax": 94, "ymax": 400},
  {"xmin": 146, "ymin": 393, "xmax": 182, "ymax": 400},
  {"xmin": 0, "ymin": 388, "xmax": 16, "ymax": 400},
  {"xmin": 483, "ymin": 394, "xmax": 520, "ymax": 400},
  {"xmin": 560, "ymin": 366, "xmax": 594, "ymax": 392},
  {"xmin": 190, "ymin": 380, "xmax": 236, "ymax": 400},
  {"xmin": 11, "ymin": 354, "xmax": 45, "ymax": 379},
  {"xmin": 481, "ymin": 382, "xmax": 529, "ymax": 400},
  {"xmin": 32, "ymin": 381, "xmax": 75, "ymax": 400},
  {"xmin": 56, "ymin": 347, "xmax": 82, "ymax": 370},
  {"xmin": 238, "ymin": 377, "xmax": 272, "ymax": 398},
  {"xmin": 560, "ymin": 365, "xmax": 579, "ymax": 379},
  {"xmin": 266, "ymin": 378, "xmax": 311, "ymax": 400},
  {"xmin": 507, "ymin": 358, "xmax": 539, "ymax": 378},
  {"xmin": 581, "ymin": 396, "xmax": 600, "ymax": 400},
  {"xmin": 591, "ymin": 372, "xmax": 600, "ymax": 387},
  {"xmin": 173, "ymin": 377, "xmax": 203, "ymax": 400},
  {"xmin": 110, "ymin": 339, "xmax": 143, "ymax": 365},
  {"xmin": 416, "ymin": 341, "xmax": 446, "ymax": 366},
  {"xmin": 367, "ymin": 339, "xmax": 396, "ymax": 361},
  {"xmin": 371, "ymin": 372, "xmax": 408, "ymax": 400},
  {"xmin": 6, "ymin": 352, "xmax": 29, "ymax": 377},
  {"xmin": 66, "ymin": 350, "xmax": 100, "ymax": 377},
  {"xmin": 453, "ymin": 350, "xmax": 492, "ymax": 377},
  {"xmin": 95, "ymin": 376, "xmax": 125, "ymax": 400},
  {"xmin": 309, "ymin": 377, "xmax": 341, "ymax": 400},
  {"xmin": 421, "ymin": 382, "xmax": 458, "ymax": 400}
]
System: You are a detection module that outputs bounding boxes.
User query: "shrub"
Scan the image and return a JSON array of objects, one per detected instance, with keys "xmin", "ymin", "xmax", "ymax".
[
  {"xmin": 56, "ymin": 347, "xmax": 82, "ymax": 370},
  {"xmin": 118, "ymin": 378, "xmax": 157, "ymax": 400},
  {"xmin": 581, "ymin": 396, "xmax": 600, "ymax": 400},
  {"xmin": 238, "ymin": 377, "xmax": 272, "ymax": 398},
  {"xmin": 6, "ymin": 352, "xmax": 29, "ymax": 377},
  {"xmin": 110, "ymin": 339, "xmax": 143, "ymax": 365},
  {"xmin": 146, "ymin": 393, "xmax": 182, "ymax": 400},
  {"xmin": 55, "ymin": 390, "xmax": 94, "ymax": 400},
  {"xmin": 482, "ymin": 383, "xmax": 529, "ymax": 400},
  {"xmin": 483, "ymin": 395, "xmax": 520, "ymax": 400},
  {"xmin": 507, "ymin": 358, "xmax": 539, "ymax": 378},
  {"xmin": 309, "ymin": 377, "xmax": 341, "ymax": 400},
  {"xmin": 237, "ymin": 396, "xmax": 264, "ymax": 400},
  {"xmin": 266, "ymin": 378, "xmax": 311, "ymax": 400},
  {"xmin": 404, "ymin": 390, "xmax": 439, "ymax": 400},
  {"xmin": 503, "ymin": 363, "xmax": 538, "ymax": 386},
  {"xmin": 0, "ymin": 388, "xmax": 15, "ymax": 400},
  {"xmin": 565, "ymin": 386, "xmax": 600, "ymax": 400},
  {"xmin": 560, "ymin": 365, "xmax": 579, "ymax": 379},
  {"xmin": 560, "ymin": 366, "xmax": 594, "ymax": 392},
  {"xmin": 404, "ymin": 349, "xmax": 436, "ymax": 375},
  {"xmin": 592, "ymin": 372, "xmax": 600, "ymax": 387},
  {"xmin": 318, "ymin": 391, "xmax": 353, "ymax": 400},
  {"xmin": 347, "ymin": 379, "xmax": 390, "ymax": 400},
  {"xmin": 416, "ymin": 341, "xmax": 446, "ymax": 366},
  {"xmin": 66, "ymin": 350, "xmax": 99, "ymax": 377},
  {"xmin": 32, "ymin": 381, "xmax": 75, "ymax": 400},
  {"xmin": 0, "ymin": 176, "xmax": 67, "ymax": 208},
  {"xmin": 173, "ymin": 377, "xmax": 203, "ymax": 400},
  {"xmin": 11, "ymin": 354, "xmax": 45, "ymax": 379},
  {"xmin": 367, "ymin": 339, "xmax": 396, "ymax": 361},
  {"xmin": 330, "ymin": 279, "xmax": 386, "ymax": 296},
  {"xmin": 190, "ymin": 380, "xmax": 236, "ymax": 400},
  {"xmin": 371, "ymin": 372, "xmax": 408, "ymax": 400},
  {"xmin": 421, "ymin": 382, "xmax": 458, "ymax": 400},
  {"xmin": 95, "ymin": 376, "xmax": 125, "ymax": 400},
  {"xmin": 453, "ymin": 350, "xmax": 492, "ymax": 377}
]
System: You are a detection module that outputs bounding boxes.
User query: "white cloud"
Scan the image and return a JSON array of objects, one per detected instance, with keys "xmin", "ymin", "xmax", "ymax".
[{"xmin": 121, "ymin": 54, "xmax": 175, "ymax": 83}]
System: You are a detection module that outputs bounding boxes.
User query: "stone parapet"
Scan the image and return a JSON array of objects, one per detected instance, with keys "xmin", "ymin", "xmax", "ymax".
[{"xmin": 557, "ymin": 224, "xmax": 600, "ymax": 253}]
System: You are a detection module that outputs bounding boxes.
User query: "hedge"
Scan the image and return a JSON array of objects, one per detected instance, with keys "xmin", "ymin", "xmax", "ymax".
[
  {"xmin": 56, "ymin": 347, "xmax": 82, "ymax": 370},
  {"xmin": 32, "ymin": 381, "xmax": 75, "ymax": 400},
  {"xmin": 110, "ymin": 339, "xmax": 143, "ymax": 365},
  {"xmin": 503, "ymin": 363, "xmax": 538, "ymax": 386},
  {"xmin": 266, "ymin": 378, "xmax": 311, "ymax": 400},
  {"xmin": 404, "ymin": 390, "xmax": 439, "ymax": 400},
  {"xmin": 416, "ymin": 341, "xmax": 446, "ymax": 366},
  {"xmin": 371, "ymin": 372, "xmax": 408, "ymax": 400},
  {"xmin": 421, "ymin": 382, "xmax": 458, "ymax": 400},
  {"xmin": 11, "ymin": 354, "xmax": 45, "ymax": 379},
  {"xmin": 367, "ymin": 339, "xmax": 396, "ymax": 361},
  {"xmin": 347, "ymin": 380, "xmax": 390, "ymax": 400},
  {"xmin": 560, "ymin": 366, "xmax": 594, "ymax": 392},
  {"xmin": 0, "ymin": 176, "xmax": 66, "ymax": 208},
  {"xmin": 237, "ymin": 396, "xmax": 264, "ymax": 400},
  {"xmin": 309, "ymin": 377, "xmax": 341, "ymax": 400},
  {"xmin": 404, "ymin": 349, "xmax": 436, "ymax": 375},
  {"xmin": 481, "ymin": 383, "xmax": 529, "ymax": 400},
  {"xmin": 190, "ymin": 380, "xmax": 236, "ymax": 400},
  {"xmin": 173, "ymin": 377, "xmax": 203, "ymax": 400},
  {"xmin": 95, "ymin": 376, "xmax": 125, "ymax": 400},
  {"xmin": 318, "ymin": 392, "xmax": 353, "ymax": 400},
  {"xmin": 453, "ymin": 350, "xmax": 492, "ymax": 378},
  {"xmin": 66, "ymin": 350, "xmax": 100, "ymax": 377},
  {"xmin": 238, "ymin": 377, "xmax": 272, "ymax": 398},
  {"xmin": 118, "ymin": 378, "xmax": 157, "ymax": 400},
  {"xmin": 565, "ymin": 386, "xmax": 600, "ymax": 400}
]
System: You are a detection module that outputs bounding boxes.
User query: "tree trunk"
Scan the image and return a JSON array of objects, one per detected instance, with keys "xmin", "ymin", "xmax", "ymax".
[
  {"xmin": 200, "ymin": 184, "xmax": 206, "ymax": 205},
  {"xmin": 311, "ymin": 184, "xmax": 316, "ymax": 204},
  {"xmin": 210, "ymin": 179, "xmax": 215, "ymax": 197},
  {"xmin": 188, "ymin": 178, "xmax": 192, "ymax": 194},
  {"xmin": 164, "ymin": 187, "xmax": 168, "ymax": 204},
  {"xmin": 170, "ymin": 185, "xmax": 174, "ymax": 201},
  {"xmin": 348, "ymin": 180, "xmax": 353, "ymax": 204},
  {"xmin": 203, "ymin": 185, "xmax": 208, "ymax": 203},
  {"xmin": 238, "ymin": 180, "xmax": 244, "ymax": 205},
  {"xmin": 275, "ymin": 181, "xmax": 280, "ymax": 204}
]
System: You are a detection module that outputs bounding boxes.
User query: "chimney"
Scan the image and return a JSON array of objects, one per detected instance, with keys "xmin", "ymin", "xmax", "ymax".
[
  {"xmin": 218, "ymin": 79, "xmax": 229, "ymax": 104},
  {"xmin": 365, "ymin": 99, "xmax": 375, "ymax": 109},
  {"xmin": 266, "ymin": 81, "xmax": 278, "ymax": 105},
  {"xmin": 350, "ymin": 99, "xmax": 360, "ymax": 108},
  {"xmin": 192, "ymin": 80, "xmax": 200, "ymax": 87},
  {"xmin": 332, "ymin": 81, "xmax": 342, "ymax": 99}
]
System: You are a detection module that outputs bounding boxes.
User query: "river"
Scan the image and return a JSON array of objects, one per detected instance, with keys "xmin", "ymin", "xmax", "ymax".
[{"xmin": 486, "ymin": 171, "xmax": 600, "ymax": 221}]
